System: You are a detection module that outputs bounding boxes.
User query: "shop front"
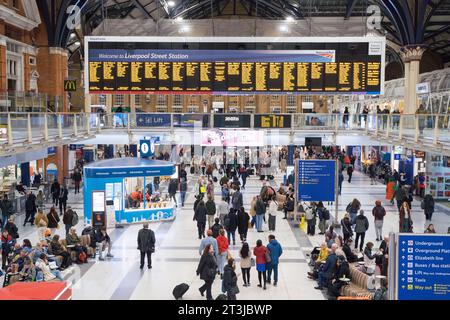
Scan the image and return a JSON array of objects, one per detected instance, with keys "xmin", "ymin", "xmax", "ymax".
[
  {"xmin": 83, "ymin": 158, "xmax": 177, "ymax": 227},
  {"xmin": 426, "ymin": 153, "xmax": 450, "ymax": 199}
]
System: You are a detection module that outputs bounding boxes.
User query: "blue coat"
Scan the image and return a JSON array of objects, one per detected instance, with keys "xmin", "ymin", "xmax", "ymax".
[{"xmin": 267, "ymin": 239, "xmax": 283, "ymax": 265}]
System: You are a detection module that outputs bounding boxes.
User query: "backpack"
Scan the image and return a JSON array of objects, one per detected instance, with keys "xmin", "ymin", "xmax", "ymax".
[
  {"xmin": 373, "ymin": 288, "xmax": 386, "ymax": 300},
  {"xmin": 322, "ymin": 209, "xmax": 330, "ymax": 220},
  {"xmin": 223, "ymin": 215, "xmax": 230, "ymax": 230},
  {"xmin": 77, "ymin": 251, "xmax": 87, "ymax": 264},
  {"xmin": 72, "ymin": 212, "xmax": 79, "ymax": 226},
  {"xmin": 173, "ymin": 283, "xmax": 190, "ymax": 300}
]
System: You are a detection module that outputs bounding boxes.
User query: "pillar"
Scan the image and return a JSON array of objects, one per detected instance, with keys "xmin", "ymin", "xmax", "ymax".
[
  {"xmin": 20, "ymin": 162, "xmax": 30, "ymax": 187},
  {"xmin": 0, "ymin": 39, "xmax": 7, "ymax": 92},
  {"xmin": 400, "ymin": 46, "xmax": 426, "ymax": 114}
]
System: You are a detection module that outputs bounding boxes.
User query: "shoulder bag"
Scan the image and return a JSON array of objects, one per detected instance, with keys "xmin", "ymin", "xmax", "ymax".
[
  {"xmin": 265, "ymin": 249, "xmax": 272, "ymax": 263},
  {"xmin": 250, "ymin": 257, "xmax": 256, "ymax": 267}
]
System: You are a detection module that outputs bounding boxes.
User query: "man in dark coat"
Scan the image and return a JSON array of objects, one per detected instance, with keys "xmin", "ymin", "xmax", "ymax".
[
  {"xmin": 58, "ymin": 185, "xmax": 69, "ymax": 216},
  {"xmin": 50, "ymin": 179, "xmax": 60, "ymax": 206},
  {"xmin": 72, "ymin": 168, "xmax": 82, "ymax": 194},
  {"xmin": 193, "ymin": 201, "xmax": 207, "ymax": 239},
  {"xmin": 63, "ymin": 207, "xmax": 75, "ymax": 236},
  {"xmin": 24, "ymin": 191, "xmax": 37, "ymax": 226},
  {"xmin": 423, "ymin": 193, "xmax": 435, "ymax": 221},
  {"xmin": 0, "ymin": 194, "xmax": 13, "ymax": 229},
  {"xmin": 168, "ymin": 179, "xmax": 179, "ymax": 206},
  {"xmin": 137, "ymin": 223, "xmax": 156, "ymax": 269},
  {"xmin": 237, "ymin": 207, "xmax": 250, "ymax": 242},
  {"xmin": 231, "ymin": 186, "xmax": 243, "ymax": 211}
]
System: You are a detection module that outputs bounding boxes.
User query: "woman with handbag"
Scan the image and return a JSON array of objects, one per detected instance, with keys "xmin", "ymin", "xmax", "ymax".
[
  {"xmin": 46, "ymin": 206, "xmax": 60, "ymax": 236},
  {"xmin": 253, "ymin": 239, "xmax": 268, "ymax": 290},
  {"xmin": 223, "ymin": 258, "xmax": 239, "ymax": 300},
  {"xmin": 239, "ymin": 242, "xmax": 253, "ymax": 287},
  {"xmin": 196, "ymin": 244, "xmax": 218, "ymax": 300}
]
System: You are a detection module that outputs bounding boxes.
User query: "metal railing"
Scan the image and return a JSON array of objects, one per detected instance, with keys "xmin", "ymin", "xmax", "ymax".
[
  {"xmin": 0, "ymin": 112, "xmax": 449, "ymax": 155},
  {"xmin": 0, "ymin": 92, "xmax": 65, "ymax": 113}
]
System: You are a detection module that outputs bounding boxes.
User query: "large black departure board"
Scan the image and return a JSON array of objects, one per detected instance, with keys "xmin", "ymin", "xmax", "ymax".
[{"xmin": 86, "ymin": 37, "xmax": 385, "ymax": 94}]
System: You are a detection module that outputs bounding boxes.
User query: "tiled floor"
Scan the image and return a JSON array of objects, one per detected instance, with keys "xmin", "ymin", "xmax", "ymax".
[{"xmin": 4, "ymin": 170, "xmax": 449, "ymax": 300}]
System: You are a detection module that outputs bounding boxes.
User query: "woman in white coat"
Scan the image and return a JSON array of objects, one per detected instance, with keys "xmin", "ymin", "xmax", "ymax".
[{"xmin": 268, "ymin": 196, "xmax": 279, "ymax": 232}]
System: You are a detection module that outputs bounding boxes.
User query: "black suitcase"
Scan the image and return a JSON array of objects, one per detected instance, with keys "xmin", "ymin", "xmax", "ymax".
[
  {"xmin": 216, "ymin": 294, "xmax": 227, "ymax": 300},
  {"xmin": 173, "ymin": 283, "xmax": 190, "ymax": 300},
  {"xmin": 213, "ymin": 176, "xmax": 218, "ymax": 183}
]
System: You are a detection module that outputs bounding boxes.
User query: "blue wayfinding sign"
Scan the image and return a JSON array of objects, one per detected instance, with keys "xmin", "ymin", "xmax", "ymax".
[
  {"xmin": 297, "ymin": 160, "xmax": 335, "ymax": 202},
  {"xmin": 397, "ymin": 234, "xmax": 450, "ymax": 300},
  {"xmin": 136, "ymin": 114, "xmax": 171, "ymax": 127}
]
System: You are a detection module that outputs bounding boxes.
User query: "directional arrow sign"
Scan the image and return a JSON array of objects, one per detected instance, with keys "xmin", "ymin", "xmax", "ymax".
[
  {"xmin": 402, "ymin": 286, "xmax": 405, "ymax": 289},
  {"xmin": 402, "ymin": 278, "xmax": 405, "ymax": 282},
  {"xmin": 402, "ymin": 263, "xmax": 405, "ymax": 267},
  {"xmin": 402, "ymin": 241, "xmax": 405, "ymax": 244},
  {"xmin": 402, "ymin": 271, "xmax": 405, "ymax": 274},
  {"xmin": 402, "ymin": 248, "xmax": 405, "ymax": 252},
  {"xmin": 402, "ymin": 256, "xmax": 405, "ymax": 259}
]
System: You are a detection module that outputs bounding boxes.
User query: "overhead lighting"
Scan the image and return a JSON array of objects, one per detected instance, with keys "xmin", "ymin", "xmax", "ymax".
[
  {"xmin": 70, "ymin": 33, "xmax": 76, "ymax": 38},
  {"xmin": 176, "ymin": 16, "xmax": 183, "ymax": 21},
  {"xmin": 279, "ymin": 25, "xmax": 289, "ymax": 32},
  {"xmin": 74, "ymin": 41, "xmax": 81, "ymax": 46},
  {"xmin": 167, "ymin": 0, "xmax": 175, "ymax": 7},
  {"xmin": 286, "ymin": 16, "xmax": 294, "ymax": 22}
]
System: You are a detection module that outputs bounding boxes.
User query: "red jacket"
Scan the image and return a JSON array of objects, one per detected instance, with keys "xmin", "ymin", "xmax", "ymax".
[
  {"xmin": 216, "ymin": 235, "xmax": 229, "ymax": 253},
  {"xmin": 253, "ymin": 245, "xmax": 268, "ymax": 265}
]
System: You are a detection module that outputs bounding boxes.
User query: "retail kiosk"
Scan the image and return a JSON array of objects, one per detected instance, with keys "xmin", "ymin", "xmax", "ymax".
[{"xmin": 83, "ymin": 158, "xmax": 177, "ymax": 227}]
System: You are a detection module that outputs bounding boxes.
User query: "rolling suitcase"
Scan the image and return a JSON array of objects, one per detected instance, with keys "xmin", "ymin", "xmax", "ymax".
[
  {"xmin": 216, "ymin": 294, "xmax": 227, "ymax": 300},
  {"xmin": 173, "ymin": 283, "xmax": 190, "ymax": 300}
]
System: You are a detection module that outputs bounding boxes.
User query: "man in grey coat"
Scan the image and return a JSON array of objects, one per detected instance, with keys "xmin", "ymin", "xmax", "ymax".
[{"xmin": 137, "ymin": 223, "xmax": 156, "ymax": 269}]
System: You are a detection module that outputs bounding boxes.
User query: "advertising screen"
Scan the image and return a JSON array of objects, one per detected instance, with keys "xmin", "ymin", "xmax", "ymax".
[
  {"xmin": 201, "ymin": 130, "xmax": 265, "ymax": 147},
  {"xmin": 86, "ymin": 37, "xmax": 385, "ymax": 95},
  {"xmin": 92, "ymin": 191, "xmax": 105, "ymax": 212}
]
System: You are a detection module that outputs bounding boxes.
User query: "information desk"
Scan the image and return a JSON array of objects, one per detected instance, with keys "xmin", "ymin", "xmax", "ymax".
[{"xmin": 83, "ymin": 158, "xmax": 176, "ymax": 227}]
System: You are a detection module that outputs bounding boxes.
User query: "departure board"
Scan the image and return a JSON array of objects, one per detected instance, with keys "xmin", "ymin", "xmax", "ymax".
[{"xmin": 87, "ymin": 37, "xmax": 385, "ymax": 94}]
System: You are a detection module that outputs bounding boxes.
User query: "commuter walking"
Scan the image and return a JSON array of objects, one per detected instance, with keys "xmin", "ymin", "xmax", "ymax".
[
  {"xmin": 180, "ymin": 178, "xmax": 187, "ymax": 207},
  {"xmin": 137, "ymin": 223, "xmax": 156, "ymax": 269},
  {"xmin": 255, "ymin": 195, "xmax": 266, "ymax": 232},
  {"xmin": 422, "ymin": 193, "xmax": 435, "ymax": 221},
  {"xmin": 253, "ymin": 240, "xmax": 268, "ymax": 290},
  {"xmin": 392, "ymin": 184, "xmax": 407, "ymax": 212},
  {"xmin": 196, "ymin": 244, "xmax": 218, "ymax": 300},
  {"xmin": 4, "ymin": 218, "xmax": 18, "ymax": 240},
  {"xmin": 224, "ymin": 209, "xmax": 238, "ymax": 246},
  {"xmin": 240, "ymin": 167, "xmax": 248, "ymax": 189},
  {"xmin": 36, "ymin": 190, "xmax": 45, "ymax": 212},
  {"xmin": 24, "ymin": 192, "xmax": 37, "ymax": 227},
  {"xmin": 266, "ymin": 235, "xmax": 283, "ymax": 286},
  {"xmin": 58, "ymin": 185, "xmax": 68, "ymax": 216},
  {"xmin": 343, "ymin": 107, "xmax": 349, "ymax": 128},
  {"xmin": 267, "ymin": 197, "xmax": 278, "ymax": 232},
  {"xmin": 0, "ymin": 194, "xmax": 13, "ymax": 229},
  {"xmin": 347, "ymin": 164, "xmax": 353, "ymax": 183},
  {"xmin": 305, "ymin": 203, "xmax": 316, "ymax": 236},
  {"xmin": 62, "ymin": 206, "xmax": 76, "ymax": 236},
  {"xmin": 50, "ymin": 179, "xmax": 60, "ymax": 206},
  {"xmin": 217, "ymin": 197, "xmax": 229, "ymax": 226},
  {"xmin": 223, "ymin": 258, "xmax": 239, "ymax": 300},
  {"xmin": 193, "ymin": 200, "xmax": 207, "ymax": 239},
  {"xmin": 369, "ymin": 163, "xmax": 377, "ymax": 185},
  {"xmin": 239, "ymin": 242, "xmax": 252, "ymax": 287},
  {"xmin": 211, "ymin": 218, "xmax": 223, "ymax": 239},
  {"xmin": 237, "ymin": 207, "xmax": 250, "ymax": 242},
  {"xmin": 249, "ymin": 196, "xmax": 257, "ymax": 227},
  {"xmin": 317, "ymin": 202, "xmax": 329, "ymax": 235},
  {"xmin": 354, "ymin": 210, "xmax": 369, "ymax": 252},
  {"xmin": 372, "ymin": 200, "xmax": 386, "ymax": 241},
  {"xmin": 205, "ymin": 196, "xmax": 216, "ymax": 229},
  {"xmin": 399, "ymin": 202, "xmax": 412, "ymax": 232},
  {"xmin": 346, "ymin": 198, "xmax": 361, "ymax": 225},
  {"xmin": 168, "ymin": 178, "xmax": 178, "ymax": 207},
  {"xmin": 231, "ymin": 186, "xmax": 243, "ymax": 211},
  {"xmin": 216, "ymin": 229, "xmax": 229, "ymax": 278},
  {"xmin": 338, "ymin": 170, "xmax": 344, "ymax": 195}
]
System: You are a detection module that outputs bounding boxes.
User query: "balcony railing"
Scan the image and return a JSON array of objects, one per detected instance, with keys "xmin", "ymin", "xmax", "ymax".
[{"xmin": 0, "ymin": 112, "xmax": 449, "ymax": 155}]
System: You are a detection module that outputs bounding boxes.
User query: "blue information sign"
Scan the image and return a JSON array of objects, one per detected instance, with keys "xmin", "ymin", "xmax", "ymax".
[
  {"xmin": 397, "ymin": 234, "xmax": 450, "ymax": 300},
  {"xmin": 136, "ymin": 114, "xmax": 171, "ymax": 127},
  {"xmin": 297, "ymin": 160, "xmax": 335, "ymax": 202}
]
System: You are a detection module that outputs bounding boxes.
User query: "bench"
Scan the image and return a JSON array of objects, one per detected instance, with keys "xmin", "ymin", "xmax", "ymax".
[{"xmin": 340, "ymin": 264, "xmax": 374, "ymax": 299}]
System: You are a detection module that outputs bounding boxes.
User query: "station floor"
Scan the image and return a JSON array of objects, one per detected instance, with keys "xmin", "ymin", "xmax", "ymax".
[{"xmin": 4, "ymin": 170, "xmax": 450, "ymax": 300}]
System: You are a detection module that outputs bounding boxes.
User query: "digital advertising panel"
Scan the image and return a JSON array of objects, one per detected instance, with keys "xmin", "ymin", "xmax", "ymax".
[{"xmin": 201, "ymin": 129, "xmax": 265, "ymax": 147}]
